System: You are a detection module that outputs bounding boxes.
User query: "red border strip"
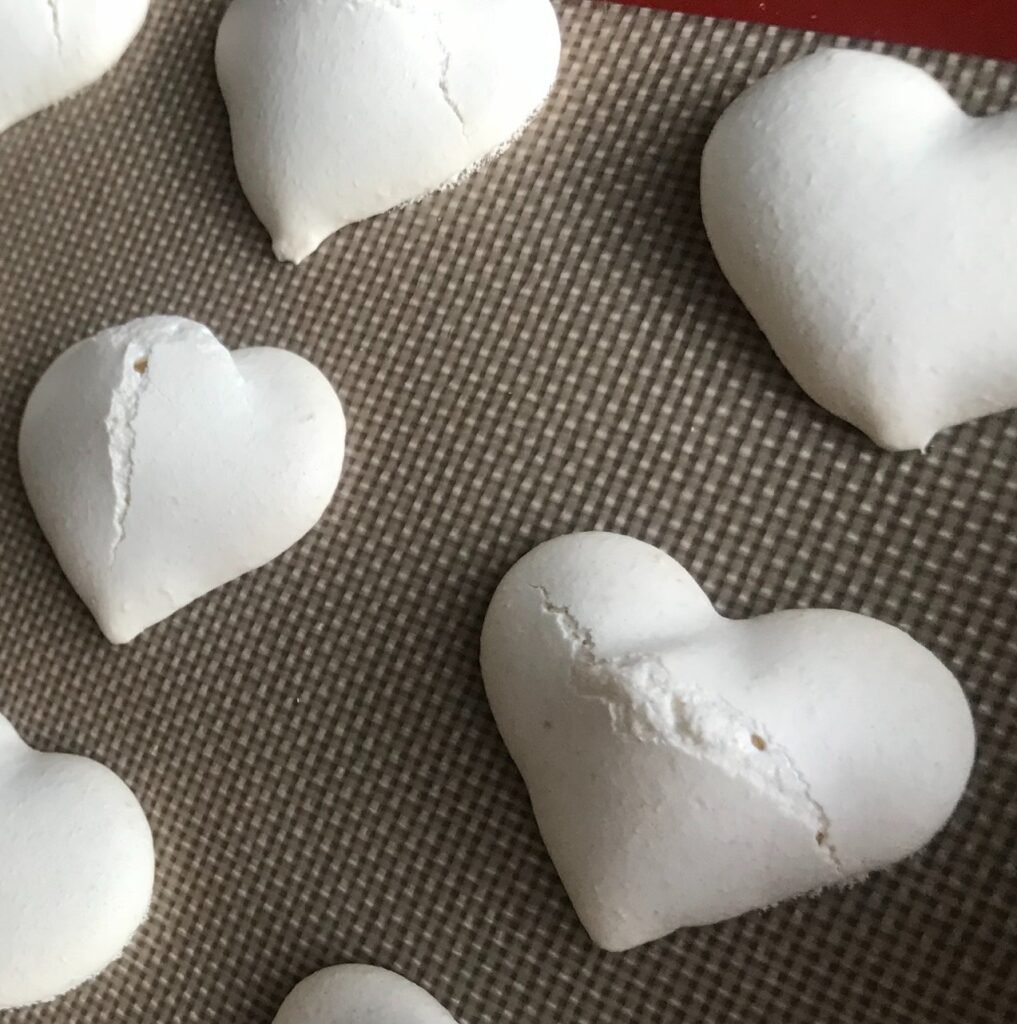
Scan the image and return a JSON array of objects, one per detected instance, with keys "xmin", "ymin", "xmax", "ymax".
[{"xmin": 604, "ymin": 1, "xmax": 1017, "ymax": 61}]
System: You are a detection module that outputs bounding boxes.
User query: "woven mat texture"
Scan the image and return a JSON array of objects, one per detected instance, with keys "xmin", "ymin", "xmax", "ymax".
[{"xmin": 0, "ymin": 1, "xmax": 1014, "ymax": 1022}]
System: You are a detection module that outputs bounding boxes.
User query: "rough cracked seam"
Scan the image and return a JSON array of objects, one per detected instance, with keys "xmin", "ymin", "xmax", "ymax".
[
  {"xmin": 105, "ymin": 343, "xmax": 154, "ymax": 565},
  {"xmin": 534, "ymin": 586, "xmax": 847, "ymax": 875},
  {"xmin": 436, "ymin": 38, "xmax": 467, "ymax": 133},
  {"xmin": 430, "ymin": 10, "xmax": 467, "ymax": 135},
  {"xmin": 45, "ymin": 0, "xmax": 63, "ymax": 52},
  {"xmin": 359, "ymin": 0, "xmax": 468, "ymax": 134}
]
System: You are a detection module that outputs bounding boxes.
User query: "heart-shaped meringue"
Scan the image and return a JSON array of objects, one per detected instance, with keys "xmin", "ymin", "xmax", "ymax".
[
  {"xmin": 20, "ymin": 316, "xmax": 347, "ymax": 644},
  {"xmin": 0, "ymin": 0, "xmax": 148, "ymax": 136},
  {"xmin": 480, "ymin": 532, "xmax": 976, "ymax": 951},
  {"xmin": 701, "ymin": 49, "xmax": 1017, "ymax": 451},
  {"xmin": 0, "ymin": 712, "xmax": 154, "ymax": 1009},
  {"xmin": 215, "ymin": 0, "xmax": 561, "ymax": 263},
  {"xmin": 273, "ymin": 965, "xmax": 457, "ymax": 1024}
]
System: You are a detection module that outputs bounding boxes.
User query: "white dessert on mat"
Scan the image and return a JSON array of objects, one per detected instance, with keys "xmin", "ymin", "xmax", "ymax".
[
  {"xmin": 216, "ymin": 0, "xmax": 561, "ymax": 263},
  {"xmin": 0, "ymin": 712, "xmax": 154, "ymax": 1009},
  {"xmin": 273, "ymin": 965, "xmax": 458, "ymax": 1024},
  {"xmin": 20, "ymin": 316, "xmax": 347, "ymax": 644},
  {"xmin": 481, "ymin": 532, "xmax": 976, "ymax": 951},
  {"xmin": 701, "ymin": 49, "xmax": 1017, "ymax": 451},
  {"xmin": 0, "ymin": 0, "xmax": 149, "ymax": 136}
]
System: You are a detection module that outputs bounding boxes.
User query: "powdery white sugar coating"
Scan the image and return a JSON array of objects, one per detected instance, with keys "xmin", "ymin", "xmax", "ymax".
[
  {"xmin": 0, "ymin": 0, "xmax": 148, "ymax": 135},
  {"xmin": 20, "ymin": 316, "xmax": 347, "ymax": 644},
  {"xmin": 215, "ymin": 0, "xmax": 561, "ymax": 263},
  {"xmin": 701, "ymin": 49, "xmax": 1017, "ymax": 451},
  {"xmin": 0, "ymin": 713, "xmax": 154, "ymax": 1009},
  {"xmin": 274, "ymin": 965, "xmax": 458, "ymax": 1024},
  {"xmin": 480, "ymin": 532, "xmax": 976, "ymax": 952}
]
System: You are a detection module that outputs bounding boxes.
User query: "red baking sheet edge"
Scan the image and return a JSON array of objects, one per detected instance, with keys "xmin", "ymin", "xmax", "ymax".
[{"xmin": 603, "ymin": 1, "xmax": 1017, "ymax": 61}]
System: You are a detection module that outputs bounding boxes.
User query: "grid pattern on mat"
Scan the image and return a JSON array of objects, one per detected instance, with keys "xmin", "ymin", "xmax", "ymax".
[{"xmin": 0, "ymin": 2, "xmax": 1014, "ymax": 1022}]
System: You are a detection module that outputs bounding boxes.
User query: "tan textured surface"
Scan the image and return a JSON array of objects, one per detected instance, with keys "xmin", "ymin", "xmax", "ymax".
[{"xmin": 1, "ymin": 1, "xmax": 1015, "ymax": 1021}]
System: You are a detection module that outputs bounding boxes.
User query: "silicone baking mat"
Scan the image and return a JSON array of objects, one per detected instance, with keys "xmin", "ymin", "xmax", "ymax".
[{"xmin": 1, "ymin": 2, "xmax": 1015, "ymax": 1022}]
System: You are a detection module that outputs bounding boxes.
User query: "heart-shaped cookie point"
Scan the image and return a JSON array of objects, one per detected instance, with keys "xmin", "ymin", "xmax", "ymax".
[
  {"xmin": 480, "ymin": 532, "xmax": 976, "ymax": 951},
  {"xmin": 0, "ymin": 0, "xmax": 149, "ymax": 136},
  {"xmin": 0, "ymin": 713, "xmax": 154, "ymax": 1009},
  {"xmin": 273, "ymin": 965, "xmax": 458, "ymax": 1024},
  {"xmin": 215, "ymin": 0, "xmax": 561, "ymax": 263},
  {"xmin": 20, "ymin": 316, "xmax": 347, "ymax": 644},
  {"xmin": 701, "ymin": 49, "xmax": 1017, "ymax": 451}
]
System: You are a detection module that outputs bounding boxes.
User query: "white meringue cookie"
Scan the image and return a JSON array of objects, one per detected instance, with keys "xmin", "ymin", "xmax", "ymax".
[
  {"xmin": 702, "ymin": 49, "xmax": 1017, "ymax": 450},
  {"xmin": 273, "ymin": 965, "xmax": 458, "ymax": 1024},
  {"xmin": 0, "ymin": 0, "xmax": 148, "ymax": 136},
  {"xmin": 216, "ymin": 0, "xmax": 561, "ymax": 263},
  {"xmin": 20, "ymin": 316, "xmax": 347, "ymax": 643},
  {"xmin": 0, "ymin": 712, "xmax": 154, "ymax": 1009},
  {"xmin": 481, "ymin": 532, "xmax": 976, "ymax": 951}
]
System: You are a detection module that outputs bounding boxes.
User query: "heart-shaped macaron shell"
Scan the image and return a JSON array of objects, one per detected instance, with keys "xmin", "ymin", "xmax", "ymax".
[
  {"xmin": 701, "ymin": 49, "xmax": 1017, "ymax": 450},
  {"xmin": 0, "ymin": 0, "xmax": 149, "ymax": 135},
  {"xmin": 273, "ymin": 965, "xmax": 458, "ymax": 1024},
  {"xmin": 20, "ymin": 316, "xmax": 347, "ymax": 643},
  {"xmin": 481, "ymin": 532, "xmax": 976, "ymax": 951},
  {"xmin": 0, "ymin": 713, "xmax": 154, "ymax": 1009},
  {"xmin": 216, "ymin": 0, "xmax": 561, "ymax": 262}
]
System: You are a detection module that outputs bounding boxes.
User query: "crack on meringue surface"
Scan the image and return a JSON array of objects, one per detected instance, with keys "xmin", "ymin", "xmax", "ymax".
[
  {"xmin": 105, "ymin": 343, "xmax": 155, "ymax": 566},
  {"xmin": 352, "ymin": 0, "xmax": 468, "ymax": 133},
  {"xmin": 45, "ymin": 0, "xmax": 63, "ymax": 52},
  {"xmin": 533, "ymin": 586, "xmax": 846, "ymax": 875}
]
